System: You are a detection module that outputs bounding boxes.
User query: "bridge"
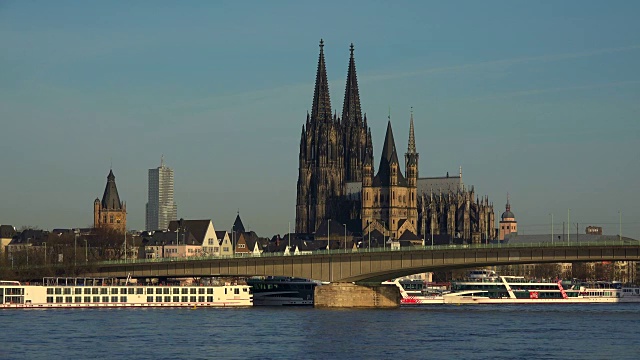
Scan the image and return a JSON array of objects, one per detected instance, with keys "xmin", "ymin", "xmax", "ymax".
[{"xmin": 87, "ymin": 240, "xmax": 640, "ymax": 284}]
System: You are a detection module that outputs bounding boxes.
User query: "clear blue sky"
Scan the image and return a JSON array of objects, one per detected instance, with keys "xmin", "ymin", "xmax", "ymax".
[{"xmin": 1, "ymin": 1, "xmax": 639, "ymax": 239}]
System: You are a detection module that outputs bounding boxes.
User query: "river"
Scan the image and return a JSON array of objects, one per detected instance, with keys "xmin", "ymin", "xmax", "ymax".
[{"xmin": 1, "ymin": 304, "xmax": 639, "ymax": 359}]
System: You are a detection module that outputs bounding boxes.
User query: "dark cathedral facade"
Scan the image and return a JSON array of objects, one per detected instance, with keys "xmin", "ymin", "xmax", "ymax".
[{"xmin": 296, "ymin": 40, "xmax": 495, "ymax": 243}]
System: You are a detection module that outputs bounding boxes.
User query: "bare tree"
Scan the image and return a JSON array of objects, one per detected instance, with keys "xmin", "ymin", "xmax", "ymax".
[
  {"xmin": 92, "ymin": 227, "xmax": 126, "ymax": 261},
  {"xmin": 571, "ymin": 262, "xmax": 593, "ymax": 281},
  {"xmin": 533, "ymin": 263, "xmax": 562, "ymax": 280}
]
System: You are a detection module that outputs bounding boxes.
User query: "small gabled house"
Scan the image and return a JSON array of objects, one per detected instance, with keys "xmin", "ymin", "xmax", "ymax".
[
  {"xmin": 214, "ymin": 231, "xmax": 234, "ymax": 257},
  {"xmin": 6, "ymin": 229, "xmax": 49, "ymax": 254},
  {"xmin": 234, "ymin": 232, "xmax": 253, "ymax": 256},
  {"xmin": 0, "ymin": 225, "xmax": 16, "ymax": 254},
  {"xmin": 169, "ymin": 219, "xmax": 216, "ymax": 246},
  {"xmin": 142, "ymin": 230, "xmax": 199, "ymax": 259}
]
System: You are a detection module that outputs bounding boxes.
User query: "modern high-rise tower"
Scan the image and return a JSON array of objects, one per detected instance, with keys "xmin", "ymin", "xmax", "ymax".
[{"xmin": 146, "ymin": 156, "xmax": 177, "ymax": 231}]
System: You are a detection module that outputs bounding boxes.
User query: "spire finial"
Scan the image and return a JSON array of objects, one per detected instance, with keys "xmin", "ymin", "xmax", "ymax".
[
  {"xmin": 350, "ymin": 43, "xmax": 354, "ymax": 55},
  {"xmin": 161, "ymin": 154, "xmax": 164, "ymax": 167},
  {"xmin": 388, "ymin": 106, "xmax": 391, "ymax": 121},
  {"xmin": 320, "ymin": 38, "xmax": 324, "ymax": 49},
  {"xmin": 506, "ymin": 193, "xmax": 511, "ymax": 212},
  {"xmin": 110, "ymin": 158, "xmax": 112, "ymax": 170},
  {"xmin": 459, "ymin": 166, "xmax": 462, "ymax": 177},
  {"xmin": 407, "ymin": 108, "xmax": 416, "ymax": 154}
]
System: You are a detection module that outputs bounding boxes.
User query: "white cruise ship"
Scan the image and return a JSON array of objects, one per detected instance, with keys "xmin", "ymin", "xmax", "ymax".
[
  {"xmin": 0, "ymin": 278, "xmax": 253, "ymax": 308},
  {"xmin": 444, "ymin": 275, "xmax": 640, "ymax": 304}
]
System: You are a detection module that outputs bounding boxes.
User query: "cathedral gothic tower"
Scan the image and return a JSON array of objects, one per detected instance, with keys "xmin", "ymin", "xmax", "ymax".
[
  {"xmin": 296, "ymin": 40, "xmax": 344, "ymax": 234},
  {"xmin": 296, "ymin": 41, "xmax": 372, "ymax": 234},
  {"xmin": 94, "ymin": 169, "xmax": 127, "ymax": 233},
  {"xmin": 342, "ymin": 43, "xmax": 371, "ymax": 183}
]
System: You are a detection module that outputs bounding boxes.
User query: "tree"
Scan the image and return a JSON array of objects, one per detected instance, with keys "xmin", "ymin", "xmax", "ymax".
[
  {"xmin": 532, "ymin": 263, "xmax": 561, "ymax": 280},
  {"xmin": 92, "ymin": 227, "xmax": 126, "ymax": 261},
  {"xmin": 571, "ymin": 262, "xmax": 593, "ymax": 281}
]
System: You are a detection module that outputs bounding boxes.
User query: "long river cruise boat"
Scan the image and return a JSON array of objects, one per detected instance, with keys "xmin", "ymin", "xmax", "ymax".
[
  {"xmin": 0, "ymin": 278, "xmax": 253, "ymax": 309},
  {"xmin": 443, "ymin": 275, "xmax": 640, "ymax": 304},
  {"xmin": 387, "ymin": 270, "xmax": 640, "ymax": 305}
]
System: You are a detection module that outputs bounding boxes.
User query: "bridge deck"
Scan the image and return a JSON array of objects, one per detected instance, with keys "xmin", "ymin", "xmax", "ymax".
[{"xmin": 83, "ymin": 241, "xmax": 640, "ymax": 283}]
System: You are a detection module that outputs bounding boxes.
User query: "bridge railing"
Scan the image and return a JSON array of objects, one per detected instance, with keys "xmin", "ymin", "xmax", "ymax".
[{"xmin": 97, "ymin": 239, "xmax": 639, "ymax": 266}]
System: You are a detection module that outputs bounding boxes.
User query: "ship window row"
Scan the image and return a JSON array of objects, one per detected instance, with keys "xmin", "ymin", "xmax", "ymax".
[
  {"xmin": 145, "ymin": 296, "xmax": 213, "ymax": 302},
  {"xmin": 145, "ymin": 288, "xmax": 212, "ymax": 295},
  {"xmin": 3, "ymin": 296, "xmax": 24, "ymax": 304},
  {"xmin": 45, "ymin": 296, "xmax": 129, "ymax": 303},
  {"xmin": 44, "ymin": 287, "xmax": 214, "ymax": 296},
  {"xmin": 3, "ymin": 288, "xmax": 24, "ymax": 296}
]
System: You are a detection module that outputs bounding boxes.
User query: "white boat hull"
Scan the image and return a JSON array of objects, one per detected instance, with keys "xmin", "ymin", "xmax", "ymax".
[{"xmin": 0, "ymin": 281, "xmax": 253, "ymax": 308}]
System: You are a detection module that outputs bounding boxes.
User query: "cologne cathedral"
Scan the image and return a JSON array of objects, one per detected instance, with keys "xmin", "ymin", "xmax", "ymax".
[{"xmin": 295, "ymin": 40, "xmax": 495, "ymax": 243}]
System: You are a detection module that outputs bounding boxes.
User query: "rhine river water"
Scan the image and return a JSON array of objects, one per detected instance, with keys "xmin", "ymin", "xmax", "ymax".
[{"xmin": 2, "ymin": 304, "xmax": 640, "ymax": 360}]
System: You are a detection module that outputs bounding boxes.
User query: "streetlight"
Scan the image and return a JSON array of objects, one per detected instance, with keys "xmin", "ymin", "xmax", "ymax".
[
  {"xmin": 84, "ymin": 239, "xmax": 88, "ymax": 264},
  {"xmin": 43, "ymin": 242, "xmax": 47, "ymax": 265},
  {"xmin": 343, "ymin": 224, "xmax": 347, "ymax": 252},
  {"xmin": 619, "ymin": 210, "xmax": 622, "ymax": 242},
  {"xmin": 288, "ymin": 221, "xmax": 291, "ymax": 250},
  {"xmin": 74, "ymin": 230, "xmax": 79, "ymax": 268},
  {"xmin": 368, "ymin": 217, "xmax": 371, "ymax": 251},
  {"xmin": 382, "ymin": 220, "xmax": 386, "ymax": 250},
  {"xmin": 550, "ymin": 213, "xmax": 554, "ymax": 245},
  {"xmin": 567, "ymin": 209, "xmax": 570, "ymax": 245},
  {"xmin": 430, "ymin": 216, "xmax": 434, "ymax": 248},
  {"xmin": 327, "ymin": 219, "xmax": 331, "ymax": 252}
]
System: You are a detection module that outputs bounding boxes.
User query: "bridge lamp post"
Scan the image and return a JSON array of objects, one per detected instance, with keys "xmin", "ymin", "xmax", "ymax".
[
  {"xmin": 74, "ymin": 230, "xmax": 79, "ymax": 268},
  {"xmin": 430, "ymin": 216, "xmax": 434, "ymax": 248},
  {"xmin": 368, "ymin": 218, "xmax": 371, "ymax": 252},
  {"xmin": 382, "ymin": 221, "xmax": 386, "ymax": 250},
  {"xmin": 288, "ymin": 221, "xmax": 291, "ymax": 250},
  {"xmin": 327, "ymin": 219, "xmax": 330, "ymax": 252},
  {"xmin": 567, "ymin": 209, "xmax": 570, "ymax": 245},
  {"xmin": 343, "ymin": 224, "xmax": 347, "ymax": 252},
  {"xmin": 619, "ymin": 210, "xmax": 622, "ymax": 242},
  {"xmin": 549, "ymin": 213, "xmax": 553, "ymax": 246},
  {"xmin": 84, "ymin": 239, "xmax": 88, "ymax": 264}
]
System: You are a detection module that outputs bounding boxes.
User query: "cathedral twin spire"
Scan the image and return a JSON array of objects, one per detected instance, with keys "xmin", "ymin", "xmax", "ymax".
[
  {"xmin": 310, "ymin": 39, "xmax": 363, "ymax": 127},
  {"xmin": 342, "ymin": 43, "xmax": 363, "ymax": 127},
  {"xmin": 296, "ymin": 40, "xmax": 371, "ymax": 233},
  {"xmin": 310, "ymin": 39, "xmax": 333, "ymax": 124}
]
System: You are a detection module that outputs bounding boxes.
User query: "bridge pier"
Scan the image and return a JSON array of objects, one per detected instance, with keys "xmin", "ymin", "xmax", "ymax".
[{"xmin": 314, "ymin": 283, "xmax": 400, "ymax": 309}]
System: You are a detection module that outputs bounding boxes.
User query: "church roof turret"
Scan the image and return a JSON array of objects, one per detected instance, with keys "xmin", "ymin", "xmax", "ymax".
[
  {"xmin": 233, "ymin": 211, "xmax": 246, "ymax": 233},
  {"xmin": 373, "ymin": 121, "xmax": 407, "ymax": 186},
  {"xmin": 311, "ymin": 39, "xmax": 332, "ymax": 123},
  {"xmin": 501, "ymin": 194, "xmax": 515, "ymax": 220},
  {"xmin": 101, "ymin": 169, "xmax": 123, "ymax": 210},
  {"xmin": 407, "ymin": 109, "xmax": 416, "ymax": 154}
]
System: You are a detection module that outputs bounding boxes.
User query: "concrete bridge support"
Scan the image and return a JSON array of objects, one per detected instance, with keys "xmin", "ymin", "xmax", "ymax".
[{"xmin": 314, "ymin": 282, "xmax": 400, "ymax": 308}]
